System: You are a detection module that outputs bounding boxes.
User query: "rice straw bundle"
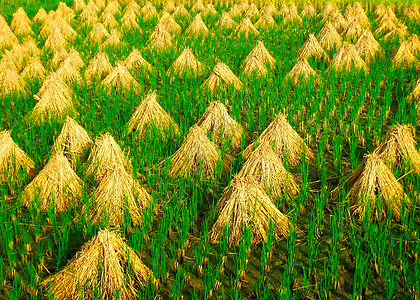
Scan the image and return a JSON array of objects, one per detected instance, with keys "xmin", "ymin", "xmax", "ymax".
[
  {"xmin": 238, "ymin": 143, "xmax": 299, "ymax": 199},
  {"xmin": 229, "ymin": 4, "xmax": 243, "ymax": 18},
  {"xmin": 286, "ymin": 58, "xmax": 320, "ymax": 85},
  {"xmin": 235, "ymin": 17, "xmax": 259, "ymax": 39},
  {"xmin": 192, "ymin": 1, "xmax": 206, "ymax": 14},
  {"xmin": 328, "ymin": 42, "xmax": 368, "ymax": 73},
  {"xmin": 90, "ymin": 167, "xmax": 151, "ymax": 226},
  {"xmin": 344, "ymin": 3, "xmax": 370, "ymax": 28},
  {"xmin": 346, "ymin": 153, "xmax": 408, "ymax": 221},
  {"xmin": 89, "ymin": 23, "xmax": 110, "ymax": 44},
  {"xmin": 374, "ymin": 124, "xmax": 420, "ymax": 174},
  {"xmin": 141, "ymin": 2, "xmax": 158, "ymax": 20},
  {"xmin": 374, "ymin": 4, "xmax": 387, "ymax": 19},
  {"xmin": 21, "ymin": 37, "xmax": 41, "ymax": 58},
  {"xmin": 101, "ymin": 11, "xmax": 119, "ymax": 29},
  {"xmin": 0, "ymin": 131, "xmax": 35, "ymax": 183},
  {"xmin": 404, "ymin": 5, "xmax": 420, "ymax": 20},
  {"xmin": 297, "ymin": 34, "xmax": 329, "ymax": 61},
  {"xmin": 246, "ymin": 41, "xmax": 276, "ymax": 68},
  {"xmin": 95, "ymin": 0, "xmax": 105, "ymax": 10},
  {"xmin": 209, "ymin": 175, "xmax": 290, "ymax": 245},
  {"xmin": 186, "ymin": 14, "xmax": 209, "ymax": 38},
  {"xmin": 102, "ymin": 62, "xmax": 140, "ymax": 95},
  {"xmin": 126, "ymin": 0, "xmax": 140, "ymax": 14},
  {"xmin": 147, "ymin": 24, "xmax": 173, "ymax": 50},
  {"xmin": 123, "ymin": 48, "xmax": 152, "ymax": 73},
  {"xmin": 55, "ymin": 58, "xmax": 83, "ymax": 85},
  {"xmin": 158, "ymin": 13, "xmax": 182, "ymax": 34},
  {"xmin": 85, "ymin": 52, "xmax": 112, "ymax": 87},
  {"xmin": 73, "ymin": 0, "xmax": 86, "ymax": 11},
  {"xmin": 103, "ymin": 0, "xmax": 120, "ymax": 16},
  {"xmin": 393, "ymin": 41, "xmax": 418, "ymax": 69},
  {"xmin": 255, "ymin": 13, "xmax": 276, "ymax": 29},
  {"xmin": 342, "ymin": 19, "xmax": 364, "ymax": 42},
  {"xmin": 11, "ymin": 7, "xmax": 33, "ymax": 35},
  {"xmin": 278, "ymin": 4, "xmax": 290, "ymax": 17},
  {"xmin": 30, "ymin": 75, "xmax": 74, "ymax": 123},
  {"xmin": 22, "ymin": 152, "xmax": 82, "ymax": 212},
  {"xmin": 87, "ymin": 133, "xmax": 133, "ymax": 181},
  {"xmin": 240, "ymin": 54, "xmax": 268, "ymax": 77},
  {"xmin": 202, "ymin": 4, "xmax": 218, "ymax": 17},
  {"xmin": 375, "ymin": 18, "xmax": 398, "ymax": 36},
  {"xmin": 21, "ymin": 56, "xmax": 46, "ymax": 81},
  {"xmin": 80, "ymin": 0, "xmax": 99, "ymax": 24},
  {"xmin": 162, "ymin": 0, "xmax": 175, "ymax": 14},
  {"xmin": 355, "ymin": 29, "xmax": 381, "ymax": 64},
  {"xmin": 328, "ymin": 11, "xmax": 347, "ymax": 33},
  {"xmin": 56, "ymin": 2, "xmax": 75, "ymax": 23},
  {"xmin": 51, "ymin": 47, "xmax": 69, "ymax": 69},
  {"xmin": 319, "ymin": 2, "xmax": 338, "ymax": 19},
  {"xmin": 0, "ymin": 50, "xmax": 19, "ymax": 73},
  {"xmin": 42, "ymin": 229, "xmax": 153, "ymax": 299},
  {"xmin": 40, "ymin": 14, "xmax": 76, "ymax": 39},
  {"xmin": 216, "ymin": 12, "xmax": 237, "ymax": 29},
  {"xmin": 246, "ymin": 3, "xmax": 260, "ymax": 19},
  {"xmin": 282, "ymin": 6, "xmax": 302, "ymax": 24},
  {"xmin": 203, "ymin": 62, "xmax": 243, "ymax": 93},
  {"xmin": 317, "ymin": 22, "xmax": 342, "ymax": 51},
  {"xmin": 34, "ymin": 7, "xmax": 48, "ymax": 23},
  {"xmin": 100, "ymin": 29, "xmax": 121, "ymax": 49},
  {"xmin": 196, "ymin": 101, "xmax": 243, "ymax": 150},
  {"xmin": 127, "ymin": 91, "xmax": 179, "ymax": 138},
  {"xmin": 0, "ymin": 19, "xmax": 18, "ymax": 49},
  {"xmin": 0, "ymin": 68, "xmax": 26, "ymax": 96},
  {"xmin": 376, "ymin": 6, "xmax": 397, "ymax": 24},
  {"xmin": 243, "ymin": 113, "xmax": 314, "ymax": 166},
  {"xmin": 44, "ymin": 28, "xmax": 67, "ymax": 51},
  {"xmin": 261, "ymin": 2, "xmax": 277, "ymax": 16},
  {"xmin": 406, "ymin": 34, "xmax": 420, "ymax": 54},
  {"xmin": 173, "ymin": 4, "xmax": 190, "ymax": 19},
  {"xmin": 407, "ymin": 79, "xmax": 420, "ymax": 104},
  {"xmin": 51, "ymin": 117, "xmax": 93, "ymax": 161},
  {"xmin": 121, "ymin": 10, "xmax": 141, "ymax": 32},
  {"xmin": 169, "ymin": 125, "xmax": 227, "ymax": 179},
  {"xmin": 167, "ymin": 47, "xmax": 203, "ymax": 79},
  {"xmin": 383, "ymin": 22, "xmax": 408, "ymax": 41},
  {"xmin": 301, "ymin": 3, "xmax": 316, "ymax": 18}
]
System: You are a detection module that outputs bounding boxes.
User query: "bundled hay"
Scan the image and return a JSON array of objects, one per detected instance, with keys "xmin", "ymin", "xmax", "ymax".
[
  {"xmin": 40, "ymin": 14, "xmax": 76, "ymax": 39},
  {"xmin": 162, "ymin": 0, "xmax": 175, "ymax": 14},
  {"xmin": 101, "ymin": 11, "xmax": 119, "ymax": 28},
  {"xmin": 302, "ymin": 3, "xmax": 316, "ymax": 18},
  {"xmin": 328, "ymin": 42, "xmax": 368, "ymax": 73},
  {"xmin": 246, "ymin": 41, "xmax": 276, "ymax": 68},
  {"xmin": 85, "ymin": 52, "xmax": 113, "ymax": 87},
  {"xmin": 209, "ymin": 175, "xmax": 290, "ymax": 245},
  {"xmin": 235, "ymin": 17, "xmax": 259, "ymax": 39},
  {"xmin": 393, "ymin": 41, "xmax": 418, "ymax": 68},
  {"xmin": 87, "ymin": 133, "xmax": 132, "ymax": 181},
  {"xmin": 42, "ymin": 229, "xmax": 153, "ymax": 299},
  {"xmin": 297, "ymin": 34, "xmax": 329, "ymax": 61},
  {"xmin": 261, "ymin": 2, "xmax": 277, "ymax": 16},
  {"xmin": 406, "ymin": 34, "xmax": 420, "ymax": 54},
  {"xmin": 376, "ymin": 6, "xmax": 397, "ymax": 24},
  {"xmin": 404, "ymin": 5, "xmax": 420, "ymax": 20},
  {"xmin": 51, "ymin": 47, "xmax": 69, "ymax": 69},
  {"xmin": 167, "ymin": 47, "xmax": 203, "ymax": 79},
  {"xmin": 240, "ymin": 54, "xmax": 268, "ymax": 77},
  {"xmin": 243, "ymin": 113, "xmax": 314, "ymax": 166},
  {"xmin": 0, "ymin": 50, "xmax": 19, "ymax": 73},
  {"xmin": 51, "ymin": 117, "xmax": 93, "ymax": 161},
  {"xmin": 407, "ymin": 79, "xmax": 420, "ymax": 104},
  {"xmin": 327, "ymin": 11, "xmax": 347, "ymax": 33},
  {"xmin": 124, "ymin": 49, "xmax": 152, "ymax": 73},
  {"xmin": 121, "ymin": 10, "xmax": 141, "ymax": 32},
  {"xmin": 103, "ymin": 0, "xmax": 120, "ymax": 16},
  {"xmin": 246, "ymin": 3, "xmax": 260, "ymax": 19},
  {"xmin": 282, "ymin": 6, "xmax": 302, "ymax": 24},
  {"xmin": 21, "ymin": 56, "xmax": 46, "ymax": 81},
  {"xmin": 238, "ymin": 143, "xmax": 299, "ymax": 199},
  {"xmin": 202, "ymin": 4, "xmax": 218, "ymax": 17},
  {"xmin": 196, "ymin": 101, "xmax": 243, "ymax": 149},
  {"xmin": 95, "ymin": 0, "xmax": 105, "ymax": 10},
  {"xmin": 89, "ymin": 23, "xmax": 110, "ymax": 44},
  {"xmin": 73, "ymin": 0, "xmax": 86, "ymax": 11},
  {"xmin": 30, "ymin": 73, "xmax": 73, "ymax": 123},
  {"xmin": 192, "ymin": 1, "xmax": 206, "ymax": 14},
  {"xmin": 100, "ymin": 29, "xmax": 121, "ymax": 49},
  {"xmin": 147, "ymin": 24, "xmax": 173, "ymax": 50},
  {"xmin": 44, "ymin": 28, "xmax": 67, "ymax": 51},
  {"xmin": 346, "ymin": 153, "xmax": 408, "ymax": 221},
  {"xmin": 11, "ymin": 7, "xmax": 33, "ymax": 35},
  {"xmin": 102, "ymin": 62, "xmax": 140, "ymax": 95},
  {"xmin": 0, "ymin": 20, "xmax": 18, "ymax": 49},
  {"xmin": 21, "ymin": 37, "xmax": 41, "ymax": 58},
  {"xmin": 384, "ymin": 22, "xmax": 408, "ymax": 41},
  {"xmin": 80, "ymin": 0, "xmax": 99, "ymax": 24},
  {"xmin": 169, "ymin": 125, "xmax": 227, "ymax": 179},
  {"xmin": 22, "ymin": 152, "xmax": 82, "ymax": 212},
  {"xmin": 216, "ymin": 12, "xmax": 237, "ymax": 29},
  {"xmin": 158, "ymin": 13, "xmax": 182, "ymax": 34},
  {"xmin": 203, "ymin": 62, "xmax": 243, "ymax": 93},
  {"xmin": 126, "ymin": 0, "xmax": 140, "ymax": 13},
  {"xmin": 320, "ymin": 2, "xmax": 338, "ymax": 19},
  {"xmin": 173, "ymin": 4, "xmax": 190, "ymax": 19},
  {"xmin": 90, "ymin": 167, "xmax": 151, "ymax": 226},
  {"xmin": 255, "ymin": 13, "xmax": 276, "ymax": 29},
  {"xmin": 141, "ymin": 2, "xmax": 158, "ymax": 20},
  {"xmin": 355, "ymin": 29, "xmax": 381, "ymax": 64},
  {"xmin": 229, "ymin": 4, "xmax": 243, "ymax": 18},
  {"xmin": 286, "ymin": 58, "xmax": 320, "ymax": 85},
  {"xmin": 0, "ymin": 131, "xmax": 35, "ymax": 183},
  {"xmin": 55, "ymin": 58, "xmax": 83, "ymax": 85},
  {"xmin": 317, "ymin": 22, "xmax": 342, "ymax": 51},
  {"xmin": 56, "ymin": 2, "xmax": 75, "ymax": 22},
  {"xmin": 374, "ymin": 124, "xmax": 420, "ymax": 174},
  {"xmin": 34, "ymin": 8, "xmax": 48, "ymax": 23},
  {"xmin": 127, "ymin": 92, "xmax": 179, "ymax": 138},
  {"xmin": 342, "ymin": 19, "xmax": 364, "ymax": 41},
  {"xmin": 0, "ymin": 68, "xmax": 26, "ymax": 96},
  {"xmin": 375, "ymin": 18, "xmax": 398, "ymax": 36},
  {"xmin": 186, "ymin": 14, "xmax": 209, "ymax": 38}
]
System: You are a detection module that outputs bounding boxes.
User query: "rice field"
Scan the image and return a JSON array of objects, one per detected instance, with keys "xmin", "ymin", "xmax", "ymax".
[{"xmin": 0, "ymin": 0, "xmax": 419, "ymax": 299}]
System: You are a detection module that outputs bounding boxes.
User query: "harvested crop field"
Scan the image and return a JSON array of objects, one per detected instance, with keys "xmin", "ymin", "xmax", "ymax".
[{"xmin": 0, "ymin": 0, "xmax": 419, "ymax": 299}]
